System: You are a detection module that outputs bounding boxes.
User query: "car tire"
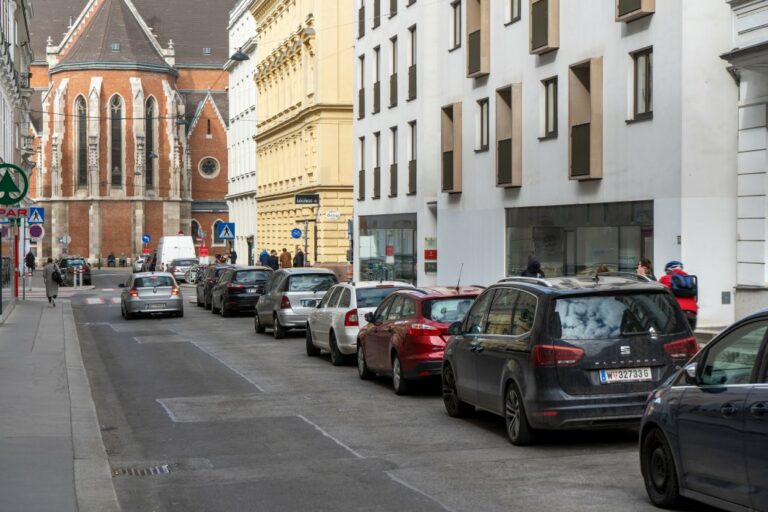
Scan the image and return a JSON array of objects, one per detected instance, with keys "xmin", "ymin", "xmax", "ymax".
[
  {"xmin": 273, "ymin": 314, "xmax": 286, "ymax": 339},
  {"xmin": 196, "ymin": 291, "xmax": 204, "ymax": 307},
  {"xmin": 211, "ymin": 298, "xmax": 219, "ymax": 314},
  {"xmin": 392, "ymin": 354, "xmax": 409, "ymax": 395},
  {"xmin": 504, "ymin": 383, "xmax": 536, "ymax": 446},
  {"xmin": 329, "ymin": 333, "xmax": 346, "ymax": 366},
  {"xmin": 442, "ymin": 364, "xmax": 473, "ymax": 418},
  {"xmin": 205, "ymin": 295, "xmax": 212, "ymax": 310},
  {"xmin": 306, "ymin": 326, "xmax": 321, "ymax": 357},
  {"xmin": 221, "ymin": 301, "xmax": 230, "ymax": 318},
  {"xmin": 641, "ymin": 428, "xmax": 681, "ymax": 509},
  {"xmin": 357, "ymin": 343, "xmax": 373, "ymax": 380},
  {"xmin": 255, "ymin": 312, "xmax": 266, "ymax": 333},
  {"xmin": 176, "ymin": 309, "xmax": 184, "ymax": 318}
]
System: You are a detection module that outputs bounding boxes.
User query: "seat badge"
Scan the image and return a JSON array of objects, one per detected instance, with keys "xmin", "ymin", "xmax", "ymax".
[{"xmin": 620, "ymin": 345, "xmax": 631, "ymax": 356}]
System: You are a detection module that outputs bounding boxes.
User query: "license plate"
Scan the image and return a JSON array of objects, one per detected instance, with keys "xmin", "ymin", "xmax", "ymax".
[
  {"xmin": 247, "ymin": 288, "xmax": 256, "ymax": 293},
  {"xmin": 599, "ymin": 367, "xmax": 652, "ymax": 383},
  {"xmin": 146, "ymin": 303, "xmax": 166, "ymax": 310},
  {"xmin": 301, "ymin": 299, "xmax": 318, "ymax": 307}
]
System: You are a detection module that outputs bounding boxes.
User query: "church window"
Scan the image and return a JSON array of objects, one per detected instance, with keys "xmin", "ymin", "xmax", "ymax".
[
  {"xmin": 110, "ymin": 95, "xmax": 123, "ymax": 187},
  {"xmin": 145, "ymin": 97, "xmax": 156, "ymax": 189},
  {"xmin": 198, "ymin": 156, "xmax": 220, "ymax": 179},
  {"xmin": 75, "ymin": 97, "xmax": 87, "ymax": 187}
]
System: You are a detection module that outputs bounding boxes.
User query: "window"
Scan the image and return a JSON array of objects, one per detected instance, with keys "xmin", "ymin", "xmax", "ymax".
[
  {"xmin": 464, "ymin": 290, "xmax": 494, "ymax": 334},
  {"xmin": 408, "ymin": 120, "xmax": 417, "ymax": 194},
  {"xmin": 542, "ymin": 77, "xmax": 557, "ymax": 138},
  {"xmin": 512, "ymin": 291, "xmax": 537, "ymax": 335},
  {"xmin": 569, "ymin": 57, "xmax": 603, "ymax": 180},
  {"xmin": 616, "ymin": 0, "xmax": 655, "ymax": 23},
  {"xmin": 389, "ymin": 36, "xmax": 398, "ymax": 107},
  {"xmin": 408, "ymin": 25, "xmax": 417, "ymax": 100},
  {"xmin": 338, "ymin": 288, "xmax": 352, "ymax": 308},
  {"xmin": 401, "ymin": 297, "xmax": 416, "ymax": 317},
  {"xmin": 358, "ymin": 136, "xmax": 366, "ymax": 200},
  {"xmin": 390, "ymin": 126, "xmax": 398, "ymax": 197},
  {"xmin": 373, "ymin": 0, "xmax": 381, "ymax": 28},
  {"xmin": 75, "ymin": 96, "xmax": 87, "ymax": 188},
  {"xmin": 387, "ymin": 296, "xmax": 404, "ymax": 320},
  {"xmin": 373, "ymin": 131, "xmax": 381, "ymax": 198},
  {"xmin": 466, "ymin": 0, "xmax": 489, "ymax": 77},
  {"xmin": 358, "ymin": 0, "xmax": 366, "ymax": 38},
  {"xmin": 358, "ymin": 55, "xmax": 366, "ymax": 119},
  {"xmin": 111, "ymin": 42, "xmax": 120, "ymax": 52},
  {"xmin": 632, "ymin": 48, "xmax": 652, "ymax": 120},
  {"xmin": 203, "ymin": 47, "xmax": 212, "ymax": 55},
  {"xmin": 191, "ymin": 220, "xmax": 201, "ymax": 243},
  {"xmin": 476, "ymin": 98, "xmax": 489, "ymax": 151},
  {"xmin": 199, "ymin": 157, "xmax": 220, "ymax": 178},
  {"xmin": 507, "ymin": 0, "xmax": 521, "ymax": 23},
  {"xmin": 701, "ymin": 322, "xmax": 767, "ymax": 386},
  {"xmin": 485, "ymin": 289, "xmax": 515, "ymax": 335},
  {"xmin": 450, "ymin": 1, "xmax": 461, "ymax": 50},
  {"xmin": 530, "ymin": 0, "xmax": 559, "ymax": 55},
  {"xmin": 109, "ymin": 95, "xmax": 123, "ymax": 187},
  {"xmin": 442, "ymin": 102, "xmax": 463, "ymax": 193},
  {"xmin": 213, "ymin": 220, "xmax": 226, "ymax": 245},
  {"xmin": 390, "ymin": 0, "xmax": 397, "ymax": 17},
  {"xmin": 373, "ymin": 46, "xmax": 381, "ymax": 114},
  {"xmin": 496, "ymin": 84, "xmax": 522, "ymax": 188},
  {"xmin": 325, "ymin": 287, "xmax": 344, "ymax": 308},
  {"xmin": 145, "ymin": 97, "xmax": 156, "ymax": 189}
]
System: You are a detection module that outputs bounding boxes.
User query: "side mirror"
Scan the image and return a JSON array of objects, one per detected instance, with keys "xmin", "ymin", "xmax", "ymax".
[
  {"xmin": 684, "ymin": 362, "xmax": 699, "ymax": 385},
  {"xmin": 448, "ymin": 321, "xmax": 463, "ymax": 336},
  {"xmin": 364, "ymin": 312, "xmax": 375, "ymax": 323},
  {"xmin": 118, "ymin": 283, "xmax": 126, "ymax": 288}
]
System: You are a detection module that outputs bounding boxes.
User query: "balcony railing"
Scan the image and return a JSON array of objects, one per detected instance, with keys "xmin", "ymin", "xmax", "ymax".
[
  {"xmin": 373, "ymin": 81, "xmax": 380, "ymax": 113},
  {"xmin": 497, "ymin": 138, "xmax": 512, "ymax": 186},
  {"xmin": 373, "ymin": 0, "xmax": 381, "ymax": 27},
  {"xmin": 531, "ymin": 0, "xmax": 549, "ymax": 51},
  {"xmin": 358, "ymin": 169, "xmax": 366, "ymax": 200},
  {"xmin": 468, "ymin": 29, "xmax": 481, "ymax": 77},
  {"xmin": 442, "ymin": 151, "xmax": 454, "ymax": 192},
  {"xmin": 389, "ymin": 163, "xmax": 398, "ymax": 196},
  {"xmin": 408, "ymin": 64, "xmax": 417, "ymax": 100},
  {"xmin": 408, "ymin": 160, "xmax": 416, "ymax": 194},
  {"xmin": 389, "ymin": 73, "xmax": 398, "ymax": 107},
  {"xmin": 358, "ymin": 88, "xmax": 365, "ymax": 119},
  {"xmin": 358, "ymin": 6, "xmax": 365, "ymax": 37},
  {"xmin": 571, "ymin": 123, "xmax": 590, "ymax": 177},
  {"xmin": 618, "ymin": 0, "xmax": 641, "ymax": 16},
  {"xmin": 373, "ymin": 166, "xmax": 381, "ymax": 198}
]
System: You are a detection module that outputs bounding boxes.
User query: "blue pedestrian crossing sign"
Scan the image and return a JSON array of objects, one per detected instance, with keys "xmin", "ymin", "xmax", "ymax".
[
  {"xmin": 291, "ymin": 228, "xmax": 302, "ymax": 239},
  {"xmin": 217, "ymin": 222, "xmax": 235, "ymax": 240},
  {"xmin": 27, "ymin": 207, "xmax": 44, "ymax": 224}
]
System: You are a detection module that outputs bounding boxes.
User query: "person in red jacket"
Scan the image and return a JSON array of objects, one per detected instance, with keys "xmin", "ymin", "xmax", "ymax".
[{"xmin": 659, "ymin": 260, "xmax": 698, "ymax": 330}]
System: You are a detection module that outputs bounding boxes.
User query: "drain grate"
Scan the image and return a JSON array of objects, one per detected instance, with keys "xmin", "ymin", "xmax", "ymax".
[{"xmin": 112, "ymin": 464, "xmax": 172, "ymax": 477}]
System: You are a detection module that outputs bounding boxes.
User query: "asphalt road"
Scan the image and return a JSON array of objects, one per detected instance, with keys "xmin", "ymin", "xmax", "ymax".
[{"xmin": 73, "ymin": 270, "xmax": 709, "ymax": 512}]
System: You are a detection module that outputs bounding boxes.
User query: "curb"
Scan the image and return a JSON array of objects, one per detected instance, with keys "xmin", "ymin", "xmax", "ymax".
[{"xmin": 62, "ymin": 301, "xmax": 121, "ymax": 512}]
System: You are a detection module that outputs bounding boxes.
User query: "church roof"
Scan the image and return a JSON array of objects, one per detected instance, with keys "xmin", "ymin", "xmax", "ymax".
[{"xmin": 51, "ymin": 0, "xmax": 174, "ymax": 75}]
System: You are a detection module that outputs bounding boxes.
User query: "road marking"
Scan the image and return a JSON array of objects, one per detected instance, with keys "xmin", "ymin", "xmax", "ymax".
[
  {"xmin": 297, "ymin": 414, "xmax": 364, "ymax": 460},
  {"xmin": 85, "ymin": 298, "xmax": 105, "ymax": 305},
  {"xmin": 186, "ymin": 343, "xmax": 266, "ymax": 393},
  {"xmin": 110, "ymin": 297, "xmax": 120, "ymax": 304},
  {"xmin": 386, "ymin": 472, "xmax": 456, "ymax": 512},
  {"xmin": 155, "ymin": 399, "xmax": 179, "ymax": 422}
]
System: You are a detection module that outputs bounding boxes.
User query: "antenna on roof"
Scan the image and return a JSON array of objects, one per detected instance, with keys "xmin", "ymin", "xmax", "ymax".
[{"xmin": 456, "ymin": 263, "xmax": 464, "ymax": 292}]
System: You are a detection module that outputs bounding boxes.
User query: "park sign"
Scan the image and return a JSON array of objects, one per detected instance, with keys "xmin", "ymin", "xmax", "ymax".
[{"xmin": 0, "ymin": 163, "xmax": 29, "ymax": 206}]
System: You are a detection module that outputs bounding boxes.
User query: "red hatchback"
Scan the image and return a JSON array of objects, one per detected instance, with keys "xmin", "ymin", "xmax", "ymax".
[{"xmin": 357, "ymin": 286, "xmax": 483, "ymax": 394}]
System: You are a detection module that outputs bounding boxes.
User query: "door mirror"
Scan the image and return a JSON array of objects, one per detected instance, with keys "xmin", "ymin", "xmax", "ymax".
[
  {"xmin": 118, "ymin": 283, "xmax": 125, "ymax": 288},
  {"xmin": 684, "ymin": 362, "xmax": 699, "ymax": 385},
  {"xmin": 364, "ymin": 312, "xmax": 375, "ymax": 323},
  {"xmin": 448, "ymin": 321, "xmax": 463, "ymax": 336}
]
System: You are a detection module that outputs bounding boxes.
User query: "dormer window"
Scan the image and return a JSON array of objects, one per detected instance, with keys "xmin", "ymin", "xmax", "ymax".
[
  {"xmin": 111, "ymin": 43, "xmax": 121, "ymax": 52},
  {"xmin": 203, "ymin": 47, "xmax": 212, "ymax": 56}
]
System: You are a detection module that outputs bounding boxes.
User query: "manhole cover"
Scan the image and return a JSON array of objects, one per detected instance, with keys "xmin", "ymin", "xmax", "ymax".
[{"xmin": 112, "ymin": 464, "xmax": 172, "ymax": 477}]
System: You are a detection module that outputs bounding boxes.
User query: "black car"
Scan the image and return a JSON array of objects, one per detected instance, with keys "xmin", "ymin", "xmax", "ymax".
[
  {"xmin": 57, "ymin": 256, "xmax": 92, "ymax": 286},
  {"xmin": 442, "ymin": 275, "xmax": 696, "ymax": 445},
  {"xmin": 210, "ymin": 266, "xmax": 272, "ymax": 317},
  {"xmin": 640, "ymin": 310, "xmax": 768, "ymax": 511},
  {"xmin": 195, "ymin": 264, "xmax": 234, "ymax": 309}
]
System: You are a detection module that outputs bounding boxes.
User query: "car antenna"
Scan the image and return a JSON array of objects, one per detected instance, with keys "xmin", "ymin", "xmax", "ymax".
[{"xmin": 456, "ymin": 263, "xmax": 464, "ymax": 292}]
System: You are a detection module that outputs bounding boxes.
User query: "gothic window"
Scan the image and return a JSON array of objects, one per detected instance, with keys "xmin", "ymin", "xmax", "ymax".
[
  {"xmin": 75, "ymin": 96, "xmax": 87, "ymax": 187},
  {"xmin": 198, "ymin": 156, "xmax": 220, "ymax": 178},
  {"xmin": 145, "ymin": 97, "xmax": 156, "ymax": 189},
  {"xmin": 110, "ymin": 95, "xmax": 123, "ymax": 187},
  {"xmin": 213, "ymin": 220, "xmax": 225, "ymax": 245},
  {"xmin": 191, "ymin": 220, "xmax": 201, "ymax": 243}
]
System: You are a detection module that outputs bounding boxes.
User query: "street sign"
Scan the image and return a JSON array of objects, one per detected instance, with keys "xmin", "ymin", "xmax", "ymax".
[
  {"xmin": 291, "ymin": 228, "xmax": 302, "ymax": 239},
  {"xmin": 58, "ymin": 235, "xmax": 71, "ymax": 245},
  {"xmin": 217, "ymin": 222, "xmax": 235, "ymax": 240},
  {"xmin": 27, "ymin": 207, "xmax": 44, "ymax": 224},
  {"xmin": 295, "ymin": 194, "xmax": 320, "ymax": 205},
  {"xmin": 199, "ymin": 245, "xmax": 209, "ymax": 257},
  {"xmin": 142, "ymin": 234, "xmax": 151, "ymax": 244},
  {"xmin": 325, "ymin": 210, "xmax": 341, "ymax": 221},
  {"xmin": 143, "ymin": 246, "xmax": 150, "ymax": 255},
  {"xmin": 29, "ymin": 224, "xmax": 44, "ymax": 240},
  {"xmin": 0, "ymin": 163, "xmax": 29, "ymax": 206}
]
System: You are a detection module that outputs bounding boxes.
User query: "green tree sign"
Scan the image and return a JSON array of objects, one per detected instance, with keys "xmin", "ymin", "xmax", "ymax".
[{"xmin": 0, "ymin": 163, "xmax": 29, "ymax": 206}]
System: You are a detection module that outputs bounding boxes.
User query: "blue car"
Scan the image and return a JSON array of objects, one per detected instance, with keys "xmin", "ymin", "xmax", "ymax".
[{"xmin": 639, "ymin": 310, "xmax": 768, "ymax": 511}]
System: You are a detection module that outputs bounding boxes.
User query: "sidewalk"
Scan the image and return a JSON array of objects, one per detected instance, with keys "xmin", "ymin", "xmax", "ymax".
[{"xmin": 0, "ymin": 300, "xmax": 120, "ymax": 512}]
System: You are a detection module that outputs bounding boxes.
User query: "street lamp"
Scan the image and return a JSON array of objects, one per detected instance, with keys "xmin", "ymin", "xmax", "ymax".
[{"xmin": 230, "ymin": 48, "xmax": 250, "ymax": 62}]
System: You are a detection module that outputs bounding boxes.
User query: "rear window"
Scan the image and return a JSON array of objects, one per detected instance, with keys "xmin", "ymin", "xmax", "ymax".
[
  {"xmin": 552, "ymin": 293, "xmax": 687, "ymax": 341},
  {"xmin": 214, "ymin": 267, "xmax": 231, "ymax": 278},
  {"xmin": 356, "ymin": 287, "xmax": 408, "ymax": 308},
  {"xmin": 423, "ymin": 297, "xmax": 476, "ymax": 324},
  {"xmin": 135, "ymin": 276, "xmax": 175, "ymax": 287},
  {"xmin": 288, "ymin": 274, "xmax": 337, "ymax": 292},
  {"xmin": 172, "ymin": 259, "xmax": 197, "ymax": 266},
  {"xmin": 234, "ymin": 270, "xmax": 271, "ymax": 283},
  {"xmin": 61, "ymin": 258, "xmax": 86, "ymax": 267}
]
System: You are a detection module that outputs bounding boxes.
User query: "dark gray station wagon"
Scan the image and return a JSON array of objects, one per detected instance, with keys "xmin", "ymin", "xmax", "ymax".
[{"xmin": 442, "ymin": 275, "xmax": 695, "ymax": 445}]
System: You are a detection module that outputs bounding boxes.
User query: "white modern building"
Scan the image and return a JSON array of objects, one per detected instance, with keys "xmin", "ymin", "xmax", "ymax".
[
  {"xmin": 354, "ymin": 0, "xmax": 739, "ymax": 327},
  {"xmin": 226, "ymin": 0, "xmax": 258, "ymax": 265}
]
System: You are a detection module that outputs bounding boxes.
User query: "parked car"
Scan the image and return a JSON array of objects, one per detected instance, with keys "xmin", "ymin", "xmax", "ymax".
[
  {"xmin": 195, "ymin": 264, "xmax": 234, "ymax": 309},
  {"xmin": 119, "ymin": 272, "xmax": 183, "ymax": 319},
  {"xmin": 255, "ymin": 268, "xmax": 338, "ymax": 339},
  {"xmin": 56, "ymin": 256, "xmax": 92, "ymax": 286},
  {"xmin": 306, "ymin": 281, "xmax": 414, "ymax": 365},
  {"xmin": 639, "ymin": 309, "xmax": 768, "ymax": 511},
  {"xmin": 210, "ymin": 266, "xmax": 273, "ymax": 317},
  {"xmin": 133, "ymin": 255, "xmax": 146, "ymax": 273},
  {"xmin": 442, "ymin": 275, "xmax": 696, "ymax": 445},
  {"xmin": 357, "ymin": 286, "xmax": 483, "ymax": 394},
  {"xmin": 168, "ymin": 257, "xmax": 198, "ymax": 283},
  {"xmin": 184, "ymin": 263, "xmax": 203, "ymax": 284}
]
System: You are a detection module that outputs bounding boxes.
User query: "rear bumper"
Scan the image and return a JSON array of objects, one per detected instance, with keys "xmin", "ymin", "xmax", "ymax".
[
  {"xmin": 337, "ymin": 328, "xmax": 360, "ymax": 355},
  {"xmin": 527, "ymin": 391, "xmax": 648, "ymax": 430},
  {"xmin": 124, "ymin": 297, "xmax": 184, "ymax": 315},
  {"xmin": 276, "ymin": 310, "xmax": 309, "ymax": 329},
  {"xmin": 225, "ymin": 295, "xmax": 259, "ymax": 311},
  {"xmin": 402, "ymin": 360, "xmax": 443, "ymax": 380}
]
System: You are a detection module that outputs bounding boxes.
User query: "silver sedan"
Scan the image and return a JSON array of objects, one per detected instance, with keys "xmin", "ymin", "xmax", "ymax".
[{"xmin": 120, "ymin": 272, "xmax": 184, "ymax": 319}]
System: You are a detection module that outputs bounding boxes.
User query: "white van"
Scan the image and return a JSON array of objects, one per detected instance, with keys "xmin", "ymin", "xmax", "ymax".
[{"xmin": 156, "ymin": 236, "xmax": 196, "ymax": 271}]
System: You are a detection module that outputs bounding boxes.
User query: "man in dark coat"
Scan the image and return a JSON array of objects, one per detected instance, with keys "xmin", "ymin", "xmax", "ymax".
[
  {"xmin": 268, "ymin": 250, "xmax": 279, "ymax": 270},
  {"xmin": 521, "ymin": 255, "xmax": 545, "ymax": 278},
  {"xmin": 293, "ymin": 247, "xmax": 305, "ymax": 268},
  {"xmin": 229, "ymin": 248, "xmax": 238, "ymax": 264},
  {"xmin": 25, "ymin": 250, "xmax": 35, "ymax": 273}
]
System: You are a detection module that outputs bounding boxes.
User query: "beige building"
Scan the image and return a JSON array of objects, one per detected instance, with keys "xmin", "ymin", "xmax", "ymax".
[{"xmin": 250, "ymin": 0, "xmax": 353, "ymax": 266}]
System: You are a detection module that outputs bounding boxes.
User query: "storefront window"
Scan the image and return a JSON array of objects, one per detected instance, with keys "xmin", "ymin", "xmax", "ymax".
[
  {"xmin": 505, "ymin": 201, "xmax": 653, "ymax": 277},
  {"xmin": 359, "ymin": 214, "xmax": 417, "ymax": 284}
]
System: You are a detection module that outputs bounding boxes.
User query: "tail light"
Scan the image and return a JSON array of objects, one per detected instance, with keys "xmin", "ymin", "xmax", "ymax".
[
  {"xmin": 407, "ymin": 323, "xmax": 442, "ymax": 337},
  {"xmin": 228, "ymin": 283, "xmax": 245, "ymax": 292},
  {"xmin": 280, "ymin": 295, "xmax": 291, "ymax": 309},
  {"xmin": 129, "ymin": 287, "xmax": 139, "ymax": 297},
  {"xmin": 344, "ymin": 308, "xmax": 359, "ymax": 327},
  {"xmin": 171, "ymin": 287, "xmax": 180, "ymax": 296},
  {"xmin": 532, "ymin": 345, "xmax": 585, "ymax": 367},
  {"xmin": 664, "ymin": 337, "xmax": 698, "ymax": 360}
]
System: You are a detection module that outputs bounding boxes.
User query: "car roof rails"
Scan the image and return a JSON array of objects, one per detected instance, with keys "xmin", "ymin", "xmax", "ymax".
[
  {"xmin": 498, "ymin": 276, "xmax": 554, "ymax": 287},
  {"xmin": 595, "ymin": 272, "xmax": 654, "ymax": 283},
  {"xmin": 410, "ymin": 288, "xmax": 431, "ymax": 295}
]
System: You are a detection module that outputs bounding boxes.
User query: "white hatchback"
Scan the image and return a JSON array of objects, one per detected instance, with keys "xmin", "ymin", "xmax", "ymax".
[{"xmin": 306, "ymin": 281, "xmax": 414, "ymax": 365}]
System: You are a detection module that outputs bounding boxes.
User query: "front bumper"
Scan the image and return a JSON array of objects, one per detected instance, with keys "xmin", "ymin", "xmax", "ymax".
[{"xmin": 124, "ymin": 296, "xmax": 184, "ymax": 315}]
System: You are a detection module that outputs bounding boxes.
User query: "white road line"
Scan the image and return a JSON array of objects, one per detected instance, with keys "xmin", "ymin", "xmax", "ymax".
[
  {"xmin": 110, "ymin": 297, "xmax": 121, "ymax": 304},
  {"xmin": 297, "ymin": 414, "xmax": 364, "ymax": 460},
  {"xmin": 85, "ymin": 298, "xmax": 104, "ymax": 305},
  {"xmin": 186, "ymin": 342, "xmax": 266, "ymax": 393},
  {"xmin": 386, "ymin": 472, "xmax": 456, "ymax": 512},
  {"xmin": 155, "ymin": 399, "xmax": 179, "ymax": 422}
]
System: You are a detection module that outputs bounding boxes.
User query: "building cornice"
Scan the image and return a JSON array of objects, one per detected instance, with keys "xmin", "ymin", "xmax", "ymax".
[
  {"xmin": 50, "ymin": 61, "xmax": 178, "ymax": 76},
  {"xmin": 256, "ymin": 185, "xmax": 353, "ymax": 203},
  {"xmin": 255, "ymin": 103, "xmax": 353, "ymax": 142}
]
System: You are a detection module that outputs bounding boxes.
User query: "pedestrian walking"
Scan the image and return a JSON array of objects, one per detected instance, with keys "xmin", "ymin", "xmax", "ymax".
[
  {"xmin": 293, "ymin": 246, "xmax": 305, "ymax": 268},
  {"xmin": 268, "ymin": 250, "xmax": 279, "ymax": 270},
  {"xmin": 42, "ymin": 257, "xmax": 61, "ymax": 307},
  {"xmin": 229, "ymin": 248, "xmax": 238, "ymax": 265},
  {"xmin": 279, "ymin": 248, "xmax": 292, "ymax": 268},
  {"xmin": 521, "ymin": 255, "xmax": 545, "ymax": 278},
  {"xmin": 595, "ymin": 263, "xmax": 611, "ymax": 275},
  {"xmin": 259, "ymin": 249, "xmax": 270, "ymax": 267},
  {"xmin": 148, "ymin": 252, "xmax": 157, "ymax": 272},
  {"xmin": 25, "ymin": 250, "xmax": 35, "ymax": 274},
  {"xmin": 659, "ymin": 260, "xmax": 698, "ymax": 330},
  {"xmin": 636, "ymin": 258, "xmax": 656, "ymax": 281}
]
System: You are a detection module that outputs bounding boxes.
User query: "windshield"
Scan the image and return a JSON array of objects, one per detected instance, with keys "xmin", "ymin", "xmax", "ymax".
[
  {"xmin": 423, "ymin": 297, "xmax": 476, "ymax": 324},
  {"xmin": 356, "ymin": 287, "xmax": 408, "ymax": 308},
  {"xmin": 288, "ymin": 274, "xmax": 337, "ymax": 292},
  {"xmin": 234, "ymin": 270, "xmax": 271, "ymax": 283},
  {"xmin": 552, "ymin": 293, "xmax": 687, "ymax": 341},
  {"xmin": 135, "ymin": 276, "xmax": 175, "ymax": 288},
  {"xmin": 172, "ymin": 259, "xmax": 197, "ymax": 266}
]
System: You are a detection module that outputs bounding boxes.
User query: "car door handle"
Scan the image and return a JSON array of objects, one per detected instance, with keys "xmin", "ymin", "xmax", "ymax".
[
  {"xmin": 750, "ymin": 402, "xmax": 768, "ymax": 417},
  {"xmin": 470, "ymin": 344, "xmax": 484, "ymax": 353},
  {"xmin": 721, "ymin": 402, "xmax": 739, "ymax": 417}
]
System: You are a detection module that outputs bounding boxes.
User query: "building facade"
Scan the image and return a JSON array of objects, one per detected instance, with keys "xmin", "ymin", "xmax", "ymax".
[
  {"xmin": 250, "ymin": 0, "xmax": 353, "ymax": 267},
  {"xmin": 27, "ymin": 0, "xmax": 234, "ymax": 263},
  {"xmin": 226, "ymin": 0, "xmax": 258, "ymax": 266},
  {"xmin": 354, "ymin": 0, "xmax": 738, "ymax": 327}
]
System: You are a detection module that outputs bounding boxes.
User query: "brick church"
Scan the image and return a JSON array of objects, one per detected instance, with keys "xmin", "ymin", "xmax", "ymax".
[{"xmin": 27, "ymin": 0, "xmax": 235, "ymax": 262}]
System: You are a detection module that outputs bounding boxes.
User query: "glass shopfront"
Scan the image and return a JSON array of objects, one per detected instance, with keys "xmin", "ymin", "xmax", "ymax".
[
  {"xmin": 359, "ymin": 214, "xmax": 417, "ymax": 284},
  {"xmin": 1, "ymin": 225, "xmax": 14, "ymax": 316},
  {"xmin": 506, "ymin": 201, "xmax": 653, "ymax": 277}
]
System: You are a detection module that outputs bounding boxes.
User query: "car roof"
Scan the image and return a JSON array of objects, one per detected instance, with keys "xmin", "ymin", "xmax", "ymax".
[
  {"xmin": 278, "ymin": 267, "xmax": 336, "ymax": 275},
  {"xmin": 233, "ymin": 266, "xmax": 273, "ymax": 272},
  {"xmin": 132, "ymin": 272, "xmax": 174, "ymax": 278},
  {"xmin": 349, "ymin": 280, "xmax": 414, "ymax": 289},
  {"xmin": 398, "ymin": 286, "xmax": 485, "ymax": 299},
  {"xmin": 494, "ymin": 274, "xmax": 667, "ymax": 296}
]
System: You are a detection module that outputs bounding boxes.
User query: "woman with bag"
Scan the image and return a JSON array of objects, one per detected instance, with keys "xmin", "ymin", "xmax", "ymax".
[{"xmin": 43, "ymin": 257, "xmax": 61, "ymax": 307}]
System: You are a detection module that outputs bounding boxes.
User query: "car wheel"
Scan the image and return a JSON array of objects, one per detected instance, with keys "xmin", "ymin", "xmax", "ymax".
[
  {"xmin": 221, "ymin": 301, "xmax": 230, "ymax": 318},
  {"xmin": 205, "ymin": 294, "xmax": 212, "ymax": 310},
  {"xmin": 641, "ymin": 428, "xmax": 681, "ymax": 509},
  {"xmin": 504, "ymin": 383, "xmax": 536, "ymax": 446},
  {"xmin": 357, "ymin": 343, "xmax": 373, "ymax": 380},
  {"xmin": 211, "ymin": 297, "xmax": 219, "ymax": 314},
  {"xmin": 392, "ymin": 354, "xmax": 409, "ymax": 395},
  {"xmin": 442, "ymin": 364, "xmax": 473, "ymax": 418},
  {"xmin": 196, "ymin": 291, "xmax": 204, "ymax": 307},
  {"xmin": 176, "ymin": 309, "xmax": 184, "ymax": 318},
  {"xmin": 273, "ymin": 314, "xmax": 286, "ymax": 339},
  {"xmin": 329, "ymin": 333, "xmax": 346, "ymax": 366},
  {"xmin": 255, "ymin": 312, "xmax": 266, "ymax": 333},
  {"xmin": 306, "ymin": 326, "xmax": 321, "ymax": 357}
]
